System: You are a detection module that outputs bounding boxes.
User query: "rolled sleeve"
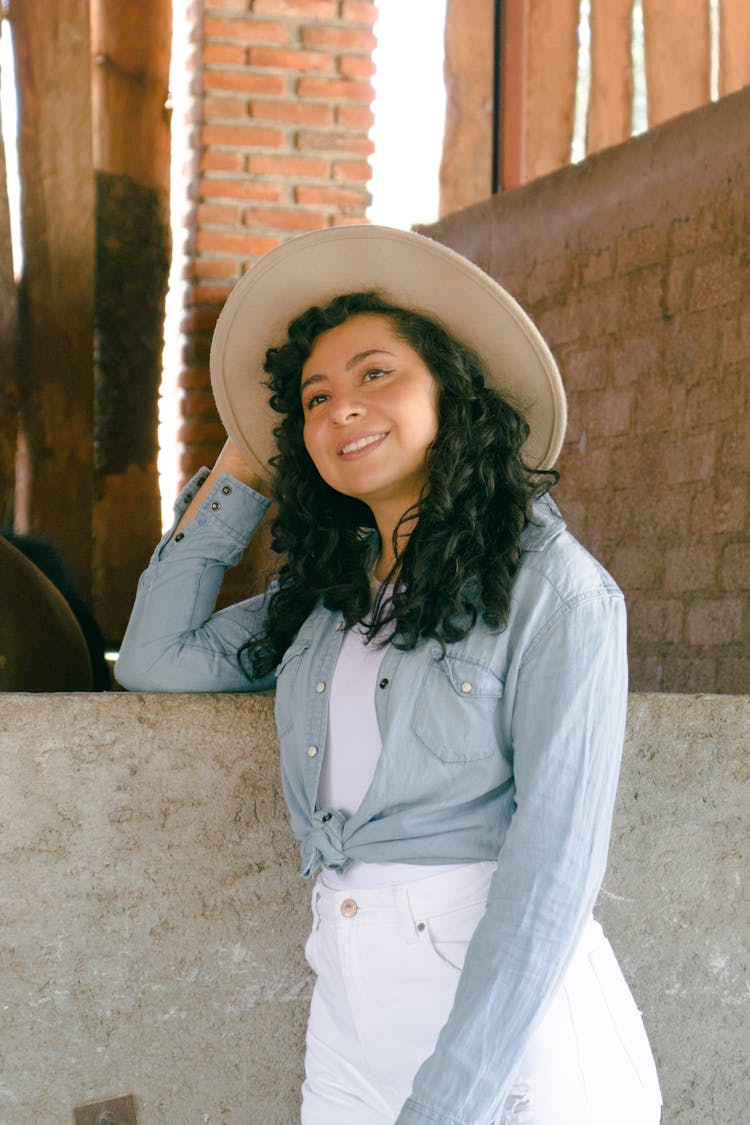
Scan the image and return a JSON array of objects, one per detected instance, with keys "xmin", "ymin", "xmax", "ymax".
[{"xmin": 115, "ymin": 472, "xmax": 274, "ymax": 693}]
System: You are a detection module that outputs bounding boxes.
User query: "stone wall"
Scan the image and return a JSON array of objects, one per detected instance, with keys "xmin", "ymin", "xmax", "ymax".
[
  {"xmin": 1, "ymin": 692, "xmax": 747, "ymax": 1123},
  {"xmin": 421, "ymin": 86, "xmax": 750, "ymax": 695}
]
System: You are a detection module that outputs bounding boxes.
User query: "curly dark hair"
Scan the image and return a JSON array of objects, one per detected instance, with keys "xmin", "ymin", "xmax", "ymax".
[{"xmin": 239, "ymin": 291, "xmax": 557, "ymax": 679}]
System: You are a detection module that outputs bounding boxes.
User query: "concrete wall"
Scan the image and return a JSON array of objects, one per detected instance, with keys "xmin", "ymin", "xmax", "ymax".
[
  {"xmin": 421, "ymin": 87, "xmax": 750, "ymax": 696},
  {"xmin": 1, "ymin": 692, "xmax": 747, "ymax": 1123}
]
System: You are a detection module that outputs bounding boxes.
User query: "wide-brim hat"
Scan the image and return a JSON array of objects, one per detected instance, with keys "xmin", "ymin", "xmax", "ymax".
[{"xmin": 210, "ymin": 224, "xmax": 567, "ymax": 479}]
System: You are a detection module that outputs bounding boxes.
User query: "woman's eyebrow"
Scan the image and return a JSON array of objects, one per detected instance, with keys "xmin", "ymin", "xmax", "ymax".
[
  {"xmin": 345, "ymin": 348, "xmax": 397, "ymax": 370},
  {"xmin": 301, "ymin": 349, "xmax": 397, "ymax": 394},
  {"xmin": 300, "ymin": 372, "xmax": 327, "ymax": 394}
]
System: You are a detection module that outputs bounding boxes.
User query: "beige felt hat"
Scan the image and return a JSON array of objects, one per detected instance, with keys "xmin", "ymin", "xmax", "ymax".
[{"xmin": 209, "ymin": 224, "xmax": 567, "ymax": 479}]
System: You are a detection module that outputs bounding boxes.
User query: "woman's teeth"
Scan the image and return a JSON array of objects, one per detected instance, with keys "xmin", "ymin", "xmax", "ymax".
[{"xmin": 340, "ymin": 433, "xmax": 386, "ymax": 455}]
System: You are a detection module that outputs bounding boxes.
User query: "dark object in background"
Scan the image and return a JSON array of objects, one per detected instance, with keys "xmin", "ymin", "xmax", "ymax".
[{"xmin": 0, "ymin": 531, "xmax": 110, "ymax": 691}]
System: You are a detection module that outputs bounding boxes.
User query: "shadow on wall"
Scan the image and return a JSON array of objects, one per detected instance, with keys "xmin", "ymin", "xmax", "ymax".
[{"xmin": 0, "ymin": 532, "xmax": 110, "ymax": 690}]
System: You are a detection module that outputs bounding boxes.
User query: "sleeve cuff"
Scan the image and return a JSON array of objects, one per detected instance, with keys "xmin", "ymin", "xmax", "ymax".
[{"xmin": 153, "ymin": 470, "xmax": 272, "ymax": 566}]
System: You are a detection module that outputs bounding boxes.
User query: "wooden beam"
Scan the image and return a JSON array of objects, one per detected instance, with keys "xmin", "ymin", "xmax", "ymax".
[
  {"xmin": 642, "ymin": 0, "xmax": 710, "ymax": 127},
  {"xmin": 500, "ymin": 0, "xmax": 528, "ymax": 190},
  {"xmin": 0, "ymin": 46, "xmax": 18, "ymax": 524},
  {"xmin": 10, "ymin": 0, "xmax": 95, "ymax": 597},
  {"xmin": 587, "ymin": 0, "xmax": 635, "ymax": 155},
  {"xmin": 90, "ymin": 0, "xmax": 172, "ymax": 643},
  {"xmin": 719, "ymin": 0, "xmax": 750, "ymax": 96},
  {"xmin": 440, "ymin": 0, "xmax": 495, "ymax": 217},
  {"xmin": 525, "ymin": 0, "xmax": 580, "ymax": 181}
]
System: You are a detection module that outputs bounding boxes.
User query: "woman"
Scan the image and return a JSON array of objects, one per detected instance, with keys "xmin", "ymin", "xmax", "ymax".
[{"xmin": 117, "ymin": 226, "xmax": 662, "ymax": 1124}]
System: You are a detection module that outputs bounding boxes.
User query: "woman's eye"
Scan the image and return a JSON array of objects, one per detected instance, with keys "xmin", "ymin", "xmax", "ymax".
[
  {"xmin": 305, "ymin": 392, "xmax": 328, "ymax": 411},
  {"xmin": 363, "ymin": 367, "xmax": 393, "ymax": 383}
]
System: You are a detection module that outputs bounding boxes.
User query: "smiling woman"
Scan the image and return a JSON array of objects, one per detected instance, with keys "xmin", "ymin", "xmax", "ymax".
[{"xmin": 116, "ymin": 226, "xmax": 662, "ymax": 1125}]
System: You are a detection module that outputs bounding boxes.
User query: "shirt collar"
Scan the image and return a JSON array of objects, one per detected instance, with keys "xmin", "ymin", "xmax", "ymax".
[{"xmin": 521, "ymin": 492, "xmax": 567, "ymax": 552}]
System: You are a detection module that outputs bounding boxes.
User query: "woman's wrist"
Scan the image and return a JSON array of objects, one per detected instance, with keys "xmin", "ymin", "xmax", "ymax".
[{"xmin": 171, "ymin": 439, "xmax": 270, "ymax": 537}]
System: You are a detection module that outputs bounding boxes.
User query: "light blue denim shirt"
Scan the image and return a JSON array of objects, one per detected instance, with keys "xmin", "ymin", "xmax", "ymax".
[{"xmin": 116, "ymin": 469, "xmax": 628, "ymax": 1125}]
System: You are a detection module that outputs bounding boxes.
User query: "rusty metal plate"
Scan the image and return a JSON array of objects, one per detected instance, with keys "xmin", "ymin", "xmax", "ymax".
[{"xmin": 73, "ymin": 1094, "xmax": 137, "ymax": 1125}]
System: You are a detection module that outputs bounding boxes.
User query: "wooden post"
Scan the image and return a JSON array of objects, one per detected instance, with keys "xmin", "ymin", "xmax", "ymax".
[
  {"xmin": 0, "ymin": 49, "xmax": 18, "ymax": 525},
  {"xmin": 500, "ymin": 0, "xmax": 528, "ymax": 191},
  {"xmin": 642, "ymin": 0, "xmax": 710, "ymax": 127},
  {"xmin": 439, "ymin": 0, "xmax": 495, "ymax": 216},
  {"xmin": 90, "ymin": 0, "xmax": 172, "ymax": 644},
  {"xmin": 587, "ymin": 0, "xmax": 635, "ymax": 155},
  {"xmin": 524, "ymin": 0, "xmax": 580, "ymax": 181},
  {"xmin": 10, "ymin": 0, "xmax": 95, "ymax": 598},
  {"xmin": 719, "ymin": 0, "xmax": 750, "ymax": 96}
]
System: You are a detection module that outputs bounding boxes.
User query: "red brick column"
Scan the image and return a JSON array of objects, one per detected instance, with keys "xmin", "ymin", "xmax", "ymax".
[{"xmin": 180, "ymin": 0, "xmax": 377, "ymax": 488}]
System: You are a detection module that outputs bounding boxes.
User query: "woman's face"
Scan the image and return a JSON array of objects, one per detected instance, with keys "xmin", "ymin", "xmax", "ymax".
[{"xmin": 300, "ymin": 313, "xmax": 439, "ymax": 518}]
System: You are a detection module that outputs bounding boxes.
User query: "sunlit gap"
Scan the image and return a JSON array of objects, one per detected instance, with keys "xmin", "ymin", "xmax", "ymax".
[
  {"xmin": 366, "ymin": 0, "xmax": 448, "ymax": 230},
  {"xmin": 159, "ymin": 3, "xmax": 191, "ymax": 530},
  {"xmin": 0, "ymin": 13, "xmax": 22, "ymax": 278}
]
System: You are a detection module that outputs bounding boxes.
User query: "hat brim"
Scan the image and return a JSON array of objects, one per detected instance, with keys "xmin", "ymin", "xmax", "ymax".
[{"xmin": 209, "ymin": 225, "xmax": 567, "ymax": 480}]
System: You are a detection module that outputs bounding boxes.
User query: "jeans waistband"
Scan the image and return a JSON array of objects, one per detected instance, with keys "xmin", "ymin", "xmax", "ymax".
[
  {"xmin": 311, "ymin": 860, "xmax": 604, "ymax": 957},
  {"xmin": 311, "ymin": 861, "xmax": 497, "ymax": 943}
]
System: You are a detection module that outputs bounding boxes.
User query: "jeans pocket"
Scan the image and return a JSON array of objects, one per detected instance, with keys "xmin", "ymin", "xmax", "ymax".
[{"xmin": 418, "ymin": 898, "xmax": 485, "ymax": 973}]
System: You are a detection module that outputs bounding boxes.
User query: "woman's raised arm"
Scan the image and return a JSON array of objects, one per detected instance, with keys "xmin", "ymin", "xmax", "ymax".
[{"xmin": 115, "ymin": 439, "xmax": 276, "ymax": 694}]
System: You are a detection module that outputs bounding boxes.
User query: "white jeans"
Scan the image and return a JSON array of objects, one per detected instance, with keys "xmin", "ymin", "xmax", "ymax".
[{"xmin": 301, "ymin": 863, "xmax": 662, "ymax": 1125}]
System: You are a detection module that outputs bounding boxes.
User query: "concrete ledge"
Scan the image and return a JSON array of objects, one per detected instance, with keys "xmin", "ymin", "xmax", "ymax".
[{"xmin": 0, "ymin": 693, "xmax": 747, "ymax": 1123}]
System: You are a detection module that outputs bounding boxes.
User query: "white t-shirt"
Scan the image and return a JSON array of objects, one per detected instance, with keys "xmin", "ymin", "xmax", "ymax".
[{"xmin": 318, "ymin": 592, "xmax": 465, "ymax": 889}]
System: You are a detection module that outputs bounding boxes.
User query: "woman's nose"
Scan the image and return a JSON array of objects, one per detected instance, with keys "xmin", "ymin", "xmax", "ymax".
[{"xmin": 329, "ymin": 397, "xmax": 364, "ymax": 425}]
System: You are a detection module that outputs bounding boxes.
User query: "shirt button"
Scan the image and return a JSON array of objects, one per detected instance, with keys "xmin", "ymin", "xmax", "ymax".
[
  {"xmin": 321, "ymin": 811, "xmax": 332, "ymax": 823},
  {"xmin": 460, "ymin": 681, "xmax": 473, "ymax": 694},
  {"xmin": 307, "ymin": 745, "xmax": 318, "ymax": 758},
  {"xmin": 222, "ymin": 484, "xmax": 232, "ymax": 495},
  {"xmin": 174, "ymin": 532, "xmax": 184, "ymax": 542},
  {"xmin": 335, "ymin": 621, "xmax": 344, "ymax": 631},
  {"xmin": 184, "ymin": 493, "xmax": 192, "ymax": 502},
  {"xmin": 416, "ymin": 921, "xmax": 426, "ymax": 932},
  {"xmin": 315, "ymin": 681, "xmax": 326, "ymax": 693},
  {"xmin": 341, "ymin": 899, "xmax": 358, "ymax": 918},
  {"xmin": 379, "ymin": 678, "xmax": 389, "ymax": 689},
  {"xmin": 211, "ymin": 501, "xmax": 221, "ymax": 511}
]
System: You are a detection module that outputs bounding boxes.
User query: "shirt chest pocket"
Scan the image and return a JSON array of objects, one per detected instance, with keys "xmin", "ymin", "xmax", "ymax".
[
  {"xmin": 411, "ymin": 652, "xmax": 505, "ymax": 763},
  {"xmin": 274, "ymin": 640, "xmax": 310, "ymax": 737}
]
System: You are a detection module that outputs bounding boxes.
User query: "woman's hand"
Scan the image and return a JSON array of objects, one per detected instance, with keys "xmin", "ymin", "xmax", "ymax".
[
  {"xmin": 171, "ymin": 437, "xmax": 271, "ymax": 538},
  {"xmin": 213, "ymin": 437, "xmax": 270, "ymax": 493}
]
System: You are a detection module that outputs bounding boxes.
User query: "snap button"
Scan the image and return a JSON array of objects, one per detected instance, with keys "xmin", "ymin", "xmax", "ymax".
[
  {"xmin": 416, "ymin": 921, "xmax": 426, "ymax": 932},
  {"xmin": 340, "ymin": 899, "xmax": 358, "ymax": 918},
  {"xmin": 222, "ymin": 484, "xmax": 232, "ymax": 495},
  {"xmin": 460, "ymin": 681, "xmax": 473, "ymax": 694},
  {"xmin": 307, "ymin": 745, "xmax": 318, "ymax": 758},
  {"xmin": 315, "ymin": 681, "xmax": 326, "ymax": 693},
  {"xmin": 174, "ymin": 532, "xmax": 184, "ymax": 542},
  {"xmin": 321, "ymin": 812, "xmax": 332, "ymax": 822},
  {"xmin": 211, "ymin": 501, "xmax": 221, "ymax": 511},
  {"xmin": 379, "ymin": 678, "xmax": 389, "ymax": 689}
]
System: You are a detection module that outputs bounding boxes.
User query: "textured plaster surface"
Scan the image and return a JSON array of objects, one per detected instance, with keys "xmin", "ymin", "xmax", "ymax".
[
  {"xmin": 0, "ymin": 692, "xmax": 747, "ymax": 1124},
  {"xmin": 597, "ymin": 694, "xmax": 749, "ymax": 1125}
]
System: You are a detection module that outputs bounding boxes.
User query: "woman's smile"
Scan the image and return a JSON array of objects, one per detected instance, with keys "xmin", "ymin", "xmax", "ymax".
[
  {"xmin": 301, "ymin": 313, "xmax": 439, "ymax": 526},
  {"xmin": 337, "ymin": 431, "xmax": 388, "ymax": 458}
]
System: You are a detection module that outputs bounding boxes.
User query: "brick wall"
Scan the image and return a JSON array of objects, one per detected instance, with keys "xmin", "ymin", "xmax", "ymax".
[
  {"xmin": 180, "ymin": 0, "xmax": 377, "ymax": 490},
  {"xmin": 423, "ymin": 87, "xmax": 750, "ymax": 694}
]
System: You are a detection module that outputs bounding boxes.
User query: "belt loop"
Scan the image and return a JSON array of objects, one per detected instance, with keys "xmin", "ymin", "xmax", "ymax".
[{"xmin": 311, "ymin": 885, "xmax": 322, "ymax": 932}]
